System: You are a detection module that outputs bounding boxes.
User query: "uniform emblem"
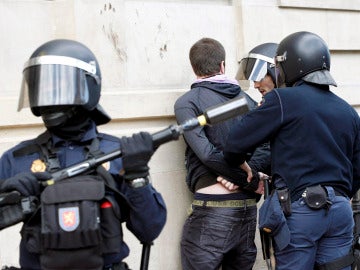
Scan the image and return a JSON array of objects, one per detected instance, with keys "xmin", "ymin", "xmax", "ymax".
[
  {"xmin": 59, "ymin": 207, "xmax": 80, "ymax": 232},
  {"xmin": 31, "ymin": 159, "xmax": 46, "ymax": 173}
]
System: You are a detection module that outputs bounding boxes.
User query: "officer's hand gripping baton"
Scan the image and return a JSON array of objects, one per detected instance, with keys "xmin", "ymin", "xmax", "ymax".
[{"xmin": 44, "ymin": 96, "xmax": 249, "ymax": 185}]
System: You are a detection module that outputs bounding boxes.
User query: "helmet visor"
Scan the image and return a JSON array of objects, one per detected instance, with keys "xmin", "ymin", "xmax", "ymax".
[
  {"xmin": 18, "ymin": 56, "xmax": 98, "ymax": 113},
  {"xmin": 236, "ymin": 53, "xmax": 275, "ymax": 82}
]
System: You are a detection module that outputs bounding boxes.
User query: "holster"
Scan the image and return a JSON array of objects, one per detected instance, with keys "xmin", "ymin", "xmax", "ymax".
[
  {"xmin": 276, "ymin": 188, "xmax": 292, "ymax": 216},
  {"xmin": 0, "ymin": 193, "xmax": 39, "ymax": 230},
  {"xmin": 302, "ymin": 185, "xmax": 331, "ymax": 210}
]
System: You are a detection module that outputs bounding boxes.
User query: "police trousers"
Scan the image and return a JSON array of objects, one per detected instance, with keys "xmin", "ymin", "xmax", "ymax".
[
  {"xmin": 180, "ymin": 200, "xmax": 257, "ymax": 270},
  {"xmin": 275, "ymin": 186, "xmax": 354, "ymax": 270}
]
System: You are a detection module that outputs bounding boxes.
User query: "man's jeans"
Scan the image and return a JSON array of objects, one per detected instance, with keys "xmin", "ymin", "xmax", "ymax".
[
  {"xmin": 181, "ymin": 203, "xmax": 257, "ymax": 270},
  {"xmin": 275, "ymin": 187, "xmax": 354, "ymax": 270}
]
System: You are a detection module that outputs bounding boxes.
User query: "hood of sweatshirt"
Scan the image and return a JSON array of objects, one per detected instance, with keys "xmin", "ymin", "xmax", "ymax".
[{"xmin": 191, "ymin": 74, "xmax": 241, "ymax": 99}]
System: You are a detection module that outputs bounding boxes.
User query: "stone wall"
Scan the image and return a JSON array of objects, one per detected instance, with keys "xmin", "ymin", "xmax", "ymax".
[{"xmin": 0, "ymin": 1, "xmax": 359, "ymax": 269}]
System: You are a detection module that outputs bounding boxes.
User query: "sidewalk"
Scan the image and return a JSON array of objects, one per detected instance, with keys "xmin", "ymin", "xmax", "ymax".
[
  {"xmin": 254, "ymin": 198, "xmax": 270, "ymax": 270},
  {"xmin": 254, "ymin": 228, "xmax": 270, "ymax": 270}
]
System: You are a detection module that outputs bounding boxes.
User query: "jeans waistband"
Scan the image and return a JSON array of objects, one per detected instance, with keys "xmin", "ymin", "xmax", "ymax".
[{"xmin": 192, "ymin": 198, "xmax": 257, "ymax": 208}]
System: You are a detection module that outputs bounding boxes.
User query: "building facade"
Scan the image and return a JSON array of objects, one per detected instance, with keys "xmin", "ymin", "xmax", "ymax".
[{"xmin": 0, "ymin": 0, "xmax": 359, "ymax": 269}]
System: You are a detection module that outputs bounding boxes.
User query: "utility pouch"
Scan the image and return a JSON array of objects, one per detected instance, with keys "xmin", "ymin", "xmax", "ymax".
[
  {"xmin": 302, "ymin": 185, "xmax": 330, "ymax": 210},
  {"xmin": 0, "ymin": 203, "xmax": 24, "ymax": 230},
  {"xmin": 100, "ymin": 195, "xmax": 122, "ymax": 254},
  {"xmin": 276, "ymin": 188, "xmax": 292, "ymax": 216},
  {"xmin": 40, "ymin": 175, "xmax": 105, "ymax": 270},
  {"xmin": 0, "ymin": 191, "xmax": 39, "ymax": 230}
]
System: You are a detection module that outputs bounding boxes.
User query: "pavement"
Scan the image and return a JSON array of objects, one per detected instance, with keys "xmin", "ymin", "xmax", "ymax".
[
  {"xmin": 254, "ymin": 198, "xmax": 271, "ymax": 270},
  {"xmin": 254, "ymin": 229, "xmax": 270, "ymax": 270}
]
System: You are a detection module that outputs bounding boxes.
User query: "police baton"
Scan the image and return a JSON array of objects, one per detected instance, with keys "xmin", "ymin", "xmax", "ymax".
[
  {"xmin": 39, "ymin": 96, "xmax": 249, "ymax": 270},
  {"xmin": 140, "ymin": 242, "xmax": 152, "ymax": 270},
  {"xmin": 260, "ymin": 177, "xmax": 276, "ymax": 270},
  {"xmin": 43, "ymin": 96, "xmax": 249, "ymax": 184},
  {"xmin": 0, "ymin": 97, "xmax": 249, "ymax": 269}
]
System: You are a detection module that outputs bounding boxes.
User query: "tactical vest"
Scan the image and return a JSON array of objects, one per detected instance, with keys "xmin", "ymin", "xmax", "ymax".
[{"xmin": 14, "ymin": 131, "xmax": 127, "ymax": 270}]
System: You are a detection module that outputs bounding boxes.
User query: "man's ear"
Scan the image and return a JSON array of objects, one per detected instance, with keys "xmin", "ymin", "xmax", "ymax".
[{"xmin": 220, "ymin": 61, "xmax": 225, "ymax": 74}]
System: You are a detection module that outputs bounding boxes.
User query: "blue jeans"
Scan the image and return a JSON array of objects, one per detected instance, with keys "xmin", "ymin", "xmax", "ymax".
[
  {"xmin": 275, "ymin": 187, "xmax": 354, "ymax": 270},
  {"xmin": 180, "ymin": 204, "xmax": 257, "ymax": 270}
]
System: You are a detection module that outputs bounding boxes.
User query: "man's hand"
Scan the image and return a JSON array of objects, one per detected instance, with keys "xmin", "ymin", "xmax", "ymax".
[
  {"xmin": 254, "ymin": 172, "xmax": 269, "ymax": 194},
  {"xmin": 244, "ymin": 171, "xmax": 269, "ymax": 194},
  {"xmin": 120, "ymin": 132, "xmax": 154, "ymax": 181},
  {"xmin": 240, "ymin": 161, "xmax": 253, "ymax": 182},
  {"xmin": 217, "ymin": 172, "xmax": 267, "ymax": 194},
  {"xmin": 217, "ymin": 176, "xmax": 239, "ymax": 191},
  {"xmin": 238, "ymin": 161, "xmax": 267, "ymax": 194}
]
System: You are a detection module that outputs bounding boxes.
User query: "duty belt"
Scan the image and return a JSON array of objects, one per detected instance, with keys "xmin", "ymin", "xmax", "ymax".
[{"xmin": 192, "ymin": 198, "xmax": 257, "ymax": 208}]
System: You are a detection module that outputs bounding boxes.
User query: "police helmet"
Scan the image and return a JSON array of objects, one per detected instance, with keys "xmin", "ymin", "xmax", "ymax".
[
  {"xmin": 236, "ymin": 42, "xmax": 278, "ymax": 83},
  {"xmin": 18, "ymin": 39, "xmax": 111, "ymax": 126},
  {"xmin": 275, "ymin": 31, "xmax": 335, "ymax": 87}
]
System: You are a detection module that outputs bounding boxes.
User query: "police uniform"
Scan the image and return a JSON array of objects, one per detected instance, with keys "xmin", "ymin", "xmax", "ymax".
[
  {"xmin": 224, "ymin": 80, "xmax": 360, "ymax": 269},
  {"xmin": 0, "ymin": 121, "xmax": 166, "ymax": 269},
  {"xmin": 224, "ymin": 31, "xmax": 360, "ymax": 270},
  {"xmin": 0, "ymin": 39, "xmax": 166, "ymax": 270}
]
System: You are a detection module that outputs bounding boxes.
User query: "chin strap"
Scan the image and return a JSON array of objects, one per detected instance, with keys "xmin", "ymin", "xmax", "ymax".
[{"xmin": 41, "ymin": 107, "xmax": 78, "ymax": 128}]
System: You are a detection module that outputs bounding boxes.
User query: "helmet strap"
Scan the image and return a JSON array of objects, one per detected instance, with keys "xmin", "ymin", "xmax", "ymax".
[
  {"xmin": 46, "ymin": 108, "xmax": 92, "ymax": 141},
  {"xmin": 41, "ymin": 107, "xmax": 78, "ymax": 128}
]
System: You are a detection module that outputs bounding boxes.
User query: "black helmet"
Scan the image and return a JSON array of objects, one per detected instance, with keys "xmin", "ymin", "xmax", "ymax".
[
  {"xmin": 275, "ymin": 31, "xmax": 335, "ymax": 87},
  {"xmin": 236, "ymin": 42, "xmax": 278, "ymax": 83},
  {"xmin": 18, "ymin": 39, "xmax": 110, "ymax": 126}
]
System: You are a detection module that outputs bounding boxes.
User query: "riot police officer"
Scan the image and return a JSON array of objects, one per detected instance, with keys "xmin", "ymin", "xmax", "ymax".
[
  {"xmin": 224, "ymin": 31, "xmax": 360, "ymax": 269},
  {"xmin": 236, "ymin": 42, "xmax": 278, "ymax": 100},
  {"xmin": 0, "ymin": 39, "xmax": 166, "ymax": 270}
]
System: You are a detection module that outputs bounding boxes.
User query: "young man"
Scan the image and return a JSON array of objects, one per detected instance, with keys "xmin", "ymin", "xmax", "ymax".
[
  {"xmin": 0, "ymin": 39, "xmax": 166, "ymax": 270},
  {"xmin": 174, "ymin": 37, "xmax": 270, "ymax": 270},
  {"xmin": 224, "ymin": 31, "xmax": 360, "ymax": 270}
]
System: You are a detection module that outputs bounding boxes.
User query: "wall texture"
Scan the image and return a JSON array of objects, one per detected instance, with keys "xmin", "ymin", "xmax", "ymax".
[{"xmin": 0, "ymin": 0, "xmax": 359, "ymax": 269}]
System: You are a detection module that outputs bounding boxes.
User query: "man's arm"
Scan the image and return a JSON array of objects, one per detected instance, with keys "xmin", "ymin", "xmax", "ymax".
[
  {"xmin": 123, "ymin": 183, "xmax": 167, "ymax": 243},
  {"xmin": 217, "ymin": 172, "xmax": 268, "ymax": 195},
  {"xmin": 224, "ymin": 91, "xmax": 283, "ymax": 170},
  {"xmin": 175, "ymin": 104, "xmax": 265, "ymax": 190},
  {"xmin": 119, "ymin": 132, "xmax": 167, "ymax": 243}
]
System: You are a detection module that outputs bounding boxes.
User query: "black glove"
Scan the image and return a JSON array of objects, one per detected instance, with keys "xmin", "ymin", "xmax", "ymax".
[
  {"xmin": 243, "ymin": 169, "xmax": 261, "ymax": 192},
  {"xmin": 120, "ymin": 132, "xmax": 154, "ymax": 181},
  {"xmin": 0, "ymin": 172, "xmax": 51, "ymax": 196}
]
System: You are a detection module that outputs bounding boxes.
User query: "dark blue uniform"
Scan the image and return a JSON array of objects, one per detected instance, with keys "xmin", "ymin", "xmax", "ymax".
[
  {"xmin": 0, "ymin": 121, "xmax": 167, "ymax": 269},
  {"xmin": 224, "ymin": 81, "xmax": 360, "ymax": 269}
]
